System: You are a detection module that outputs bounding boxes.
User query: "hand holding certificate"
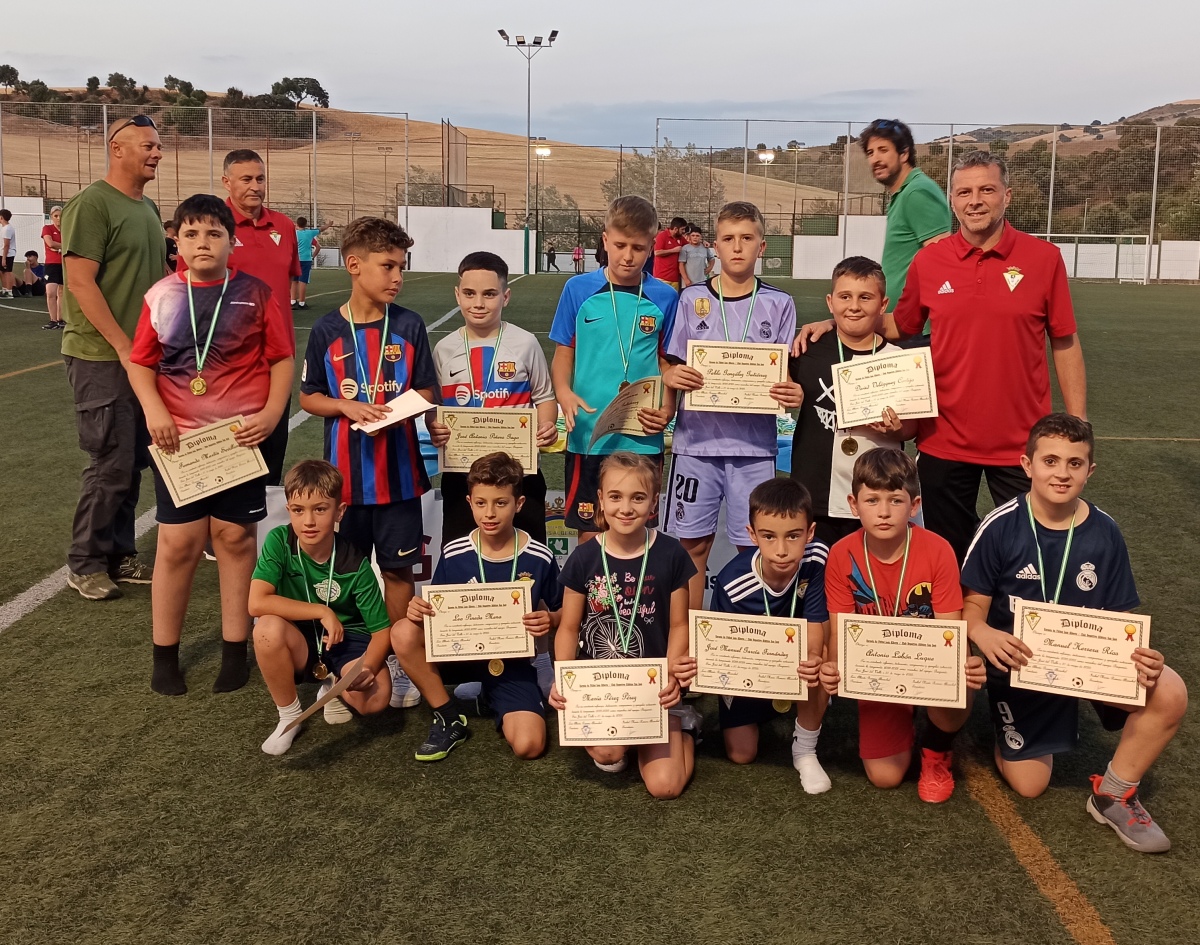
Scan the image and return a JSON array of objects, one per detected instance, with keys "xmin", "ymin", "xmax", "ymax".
[
  {"xmin": 556, "ymin": 659, "xmax": 669, "ymax": 745},
  {"xmin": 350, "ymin": 388, "xmax": 434, "ymax": 434},
  {"xmin": 588, "ymin": 377, "xmax": 663, "ymax": 447},
  {"xmin": 1011, "ymin": 599, "xmax": 1148, "ymax": 706},
  {"xmin": 689, "ymin": 610, "xmax": 806, "ymax": 700},
  {"xmin": 149, "ymin": 416, "xmax": 268, "ymax": 507},
  {"xmin": 423, "ymin": 582, "xmax": 534, "ymax": 661},
  {"xmin": 837, "ymin": 614, "xmax": 968, "ymax": 708},
  {"xmin": 685, "ymin": 340, "xmax": 788, "ymax": 415},
  {"xmin": 437, "ymin": 406, "xmax": 537, "ymax": 474},
  {"xmin": 833, "ymin": 348, "xmax": 938, "ymax": 429}
]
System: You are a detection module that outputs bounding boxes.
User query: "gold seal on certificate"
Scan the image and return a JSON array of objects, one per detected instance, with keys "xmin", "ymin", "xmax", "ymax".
[
  {"xmin": 832, "ymin": 348, "xmax": 939, "ymax": 429},
  {"xmin": 1011, "ymin": 599, "xmax": 1148, "ymax": 706},
  {"xmin": 422, "ymin": 582, "xmax": 534, "ymax": 662},
  {"xmin": 684, "ymin": 340, "xmax": 788, "ymax": 415},
  {"xmin": 437, "ymin": 406, "xmax": 537, "ymax": 475},
  {"xmin": 837, "ymin": 613, "xmax": 967, "ymax": 709},
  {"xmin": 588, "ymin": 376, "xmax": 662, "ymax": 447},
  {"xmin": 688, "ymin": 610, "xmax": 806, "ymax": 701},
  {"xmin": 556, "ymin": 658, "xmax": 669, "ymax": 746},
  {"xmin": 148, "ymin": 415, "xmax": 268, "ymax": 508}
]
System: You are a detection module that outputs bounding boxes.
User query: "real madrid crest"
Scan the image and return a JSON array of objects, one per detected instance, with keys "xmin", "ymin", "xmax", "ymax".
[{"xmin": 1076, "ymin": 562, "xmax": 1097, "ymax": 591}]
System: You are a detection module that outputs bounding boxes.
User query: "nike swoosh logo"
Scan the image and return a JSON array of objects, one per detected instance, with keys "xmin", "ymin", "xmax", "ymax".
[
  {"xmin": 332, "ymin": 352, "xmax": 354, "ymax": 362},
  {"xmin": 397, "ymin": 546, "xmax": 419, "ymax": 558},
  {"xmin": 449, "ymin": 368, "xmax": 467, "ymax": 377},
  {"xmin": 247, "ymin": 507, "xmax": 266, "ymax": 514},
  {"xmin": 583, "ymin": 316, "xmax": 603, "ymax": 324}
]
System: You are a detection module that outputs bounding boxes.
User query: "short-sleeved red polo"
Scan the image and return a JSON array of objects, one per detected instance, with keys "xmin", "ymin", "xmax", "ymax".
[
  {"xmin": 652, "ymin": 230, "xmax": 682, "ymax": 282},
  {"xmin": 893, "ymin": 223, "xmax": 1076, "ymax": 466},
  {"xmin": 177, "ymin": 201, "xmax": 300, "ymax": 351}
]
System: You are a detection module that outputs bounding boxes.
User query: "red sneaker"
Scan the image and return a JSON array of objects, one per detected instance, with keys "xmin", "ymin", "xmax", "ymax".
[{"xmin": 918, "ymin": 748, "xmax": 955, "ymax": 803}]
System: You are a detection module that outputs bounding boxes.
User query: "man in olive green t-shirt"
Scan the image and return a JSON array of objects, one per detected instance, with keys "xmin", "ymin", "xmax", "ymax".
[{"xmin": 61, "ymin": 114, "xmax": 167, "ymax": 600}]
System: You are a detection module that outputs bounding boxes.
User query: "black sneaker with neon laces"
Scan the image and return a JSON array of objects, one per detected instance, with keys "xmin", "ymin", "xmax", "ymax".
[{"xmin": 414, "ymin": 709, "xmax": 469, "ymax": 762}]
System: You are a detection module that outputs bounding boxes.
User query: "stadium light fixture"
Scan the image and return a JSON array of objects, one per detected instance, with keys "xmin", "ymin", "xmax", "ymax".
[
  {"xmin": 515, "ymin": 35, "xmax": 526, "ymax": 45},
  {"xmin": 533, "ymin": 36, "xmax": 544, "ymax": 45},
  {"xmin": 549, "ymin": 30, "xmax": 559, "ymax": 42},
  {"xmin": 498, "ymin": 29, "xmax": 508, "ymax": 40},
  {"xmin": 535, "ymin": 146, "xmax": 552, "ymax": 158}
]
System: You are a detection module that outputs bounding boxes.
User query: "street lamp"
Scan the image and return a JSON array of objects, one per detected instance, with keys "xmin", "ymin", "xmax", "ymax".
[
  {"xmin": 534, "ymin": 146, "xmax": 551, "ymax": 246},
  {"xmin": 378, "ymin": 146, "xmax": 394, "ymax": 217},
  {"xmin": 498, "ymin": 27, "xmax": 560, "ymax": 274},
  {"xmin": 758, "ymin": 149, "xmax": 775, "ymax": 223},
  {"xmin": 786, "ymin": 143, "xmax": 806, "ymax": 234},
  {"xmin": 345, "ymin": 132, "xmax": 361, "ymax": 217}
]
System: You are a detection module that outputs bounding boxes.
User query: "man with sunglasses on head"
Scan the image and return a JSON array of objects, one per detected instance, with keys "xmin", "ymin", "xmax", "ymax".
[{"xmin": 60, "ymin": 113, "xmax": 165, "ymax": 600}]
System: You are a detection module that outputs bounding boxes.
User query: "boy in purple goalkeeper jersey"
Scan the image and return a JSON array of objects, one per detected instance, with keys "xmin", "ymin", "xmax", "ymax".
[{"xmin": 662, "ymin": 201, "xmax": 803, "ymax": 610}]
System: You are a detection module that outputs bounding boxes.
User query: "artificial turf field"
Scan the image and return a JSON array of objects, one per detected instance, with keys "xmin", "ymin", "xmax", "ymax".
[{"xmin": 0, "ymin": 270, "xmax": 1197, "ymax": 945}]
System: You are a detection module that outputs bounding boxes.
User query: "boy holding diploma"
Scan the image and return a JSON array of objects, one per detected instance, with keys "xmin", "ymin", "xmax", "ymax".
[
  {"xmin": 299, "ymin": 218, "xmax": 437, "ymax": 628},
  {"xmin": 426, "ymin": 251, "xmax": 559, "ymax": 544},
  {"xmin": 709, "ymin": 478, "xmax": 832, "ymax": 793},
  {"xmin": 962, "ymin": 414, "xmax": 1187, "ymax": 852},
  {"xmin": 127, "ymin": 194, "xmax": 293, "ymax": 696},
  {"xmin": 392, "ymin": 453, "xmax": 562, "ymax": 761},
  {"xmin": 820, "ymin": 449, "xmax": 985, "ymax": 802}
]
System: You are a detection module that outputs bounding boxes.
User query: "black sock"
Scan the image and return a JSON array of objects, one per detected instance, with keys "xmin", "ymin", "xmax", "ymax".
[
  {"xmin": 212, "ymin": 640, "xmax": 250, "ymax": 693},
  {"xmin": 922, "ymin": 721, "xmax": 956, "ymax": 753},
  {"xmin": 151, "ymin": 643, "xmax": 186, "ymax": 696}
]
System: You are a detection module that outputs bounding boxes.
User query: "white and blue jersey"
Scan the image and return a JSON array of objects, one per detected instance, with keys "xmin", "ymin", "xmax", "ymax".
[
  {"xmin": 711, "ymin": 544, "xmax": 830, "ymax": 623},
  {"xmin": 434, "ymin": 532, "xmax": 563, "ymax": 613}
]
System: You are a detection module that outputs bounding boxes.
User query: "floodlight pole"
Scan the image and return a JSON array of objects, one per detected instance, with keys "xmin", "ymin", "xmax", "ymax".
[
  {"xmin": 1145, "ymin": 124, "xmax": 1162, "ymax": 285},
  {"xmin": 499, "ymin": 29, "xmax": 560, "ymax": 275}
]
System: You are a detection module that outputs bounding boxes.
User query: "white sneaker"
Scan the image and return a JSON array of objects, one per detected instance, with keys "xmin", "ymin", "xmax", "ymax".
[
  {"xmin": 318, "ymin": 680, "xmax": 353, "ymax": 724},
  {"xmin": 387, "ymin": 654, "xmax": 422, "ymax": 708}
]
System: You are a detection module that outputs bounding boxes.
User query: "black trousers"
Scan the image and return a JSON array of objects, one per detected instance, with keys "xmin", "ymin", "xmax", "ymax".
[{"xmin": 916, "ymin": 452, "xmax": 1028, "ymax": 564}]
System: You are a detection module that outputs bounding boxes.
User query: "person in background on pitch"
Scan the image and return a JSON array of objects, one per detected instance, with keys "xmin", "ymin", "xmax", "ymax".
[
  {"xmin": 42, "ymin": 206, "xmax": 65, "ymax": 329},
  {"xmin": 16, "ymin": 251, "xmax": 46, "ymax": 297},
  {"xmin": 292, "ymin": 215, "xmax": 330, "ymax": 310},
  {"xmin": 652, "ymin": 215, "xmax": 688, "ymax": 290},
  {"xmin": 0, "ymin": 208, "xmax": 16, "ymax": 297}
]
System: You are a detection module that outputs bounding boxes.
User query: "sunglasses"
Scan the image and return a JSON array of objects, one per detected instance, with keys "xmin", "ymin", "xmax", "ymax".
[{"xmin": 108, "ymin": 114, "xmax": 157, "ymax": 141}]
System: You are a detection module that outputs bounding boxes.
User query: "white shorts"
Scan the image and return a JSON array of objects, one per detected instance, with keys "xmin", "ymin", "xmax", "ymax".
[{"xmin": 664, "ymin": 454, "xmax": 777, "ymax": 546}]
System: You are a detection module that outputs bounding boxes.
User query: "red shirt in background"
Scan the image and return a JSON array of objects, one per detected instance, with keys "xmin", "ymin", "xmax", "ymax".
[
  {"xmin": 652, "ymin": 229, "xmax": 682, "ymax": 283},
  {"xmin": 41, "ymin": 224, "xmax": 62, "ymax": 264}
]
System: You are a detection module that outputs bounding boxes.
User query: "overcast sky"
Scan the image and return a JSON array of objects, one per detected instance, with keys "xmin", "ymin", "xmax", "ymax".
[{"xmin": 16, "ymin": 0, "xmax": 1197, "ymax": 145}]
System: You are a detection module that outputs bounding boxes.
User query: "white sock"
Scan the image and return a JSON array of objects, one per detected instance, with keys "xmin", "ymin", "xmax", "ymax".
[
  {"xmin": 791, "ymin": 722, "xmax": 831, "ymax": 794},
  {"xmin": 262, "ymin": 698, "xmax": 303, "ymax": 755},
  {"xmin": 320, "ymin": 680, "xmax": 353, "ymax": 724}
]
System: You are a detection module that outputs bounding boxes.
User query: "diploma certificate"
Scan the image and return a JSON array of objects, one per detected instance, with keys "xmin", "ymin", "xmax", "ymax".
[
  {"xmin": 588, "ymin": 377, "xmax": 662, "ymax": 447},
  {"xmin": 832, "ymin": 348, "xmax": 938, "ymax": 429},
  {"xmin": 1011, "ymin": 599, "xmax": 1147, "ymax": 706},
  {"xmin": 685, "ymin": 340, "xmax": 787, "ymax": 415},
  {"xmin": 837, "ymin": 613, "xmax": 967, "ymax": 709},
  {"xmin": 349, "ymin": 388, "xmax": 434, "ymax": 434},
  {"xmin": 437, "ymin": 407, "xmax": 538, "ymax": 475},
  {"xmin": 423, "ymin": 582, "xmax": 534, "ymax": 661},
  {"xmin": 556, "ymin": 658, "xmax": 669, "ymax": 745},
  {"xmin": 149, "ymin": 416, "xmax": 268, "ymax": 507},
  {"xmin": 689, "ymin": 610, "xmax": 806, "ymax": 701}
]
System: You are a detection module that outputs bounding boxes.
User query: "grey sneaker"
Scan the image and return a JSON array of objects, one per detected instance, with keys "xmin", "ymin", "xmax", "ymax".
[
  {"xmin": 1087, "ymin": 774, "xmax": 1171, "ymax": 853},
  {"xmin": 387, "ymin": 655, "xmax": 422, "ymax": 708},
  {"xmin": 67, "ymin": 570, "xmax": 122, "ymax": 601},
  {"xmin": 112, "ymin": 555, "xmax": 153, "ymax": 584}
]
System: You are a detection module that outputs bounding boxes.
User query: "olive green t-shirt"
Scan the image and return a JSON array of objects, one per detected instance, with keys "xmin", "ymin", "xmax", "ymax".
[
  {"xmin": 881, "ymin": 168, "xmax": 950, "ymax": 314},
  {"xmin": 60, "ymin": 180, "xmax": 167, "ymax": 361}
]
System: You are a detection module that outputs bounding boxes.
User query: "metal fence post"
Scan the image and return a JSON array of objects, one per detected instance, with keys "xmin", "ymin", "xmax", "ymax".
[
  {"xmin": 841, "ymin": 122, "xmax": 851, "ymax": 258},
  {"xmin": 742, "ymin": 120, "xmax": 749, "ymax": 199},
  {"xmin": 1145, "ymin": 125, "xmax": 1162, "ymax": 285},
  {"xmin": 0, "ymin": 102, "xmax": 5, "ymax": 202},
  {"xmin": 1046, "ymin": 132, "xmax": 1057, "ymax": 236},
  {"xmin": 311, "ymin": 109, "xmax": 318, "ymax": 222},
  {"xmin": 652, "ymin": 119, "xmax": 659, "ymax": 208},
  {"xmin": 403, "ymin": 113, "xmax": 409, "ymax": 231},
  {"xmin": 946, "ymin": 124, "xmax": 955, "ymax": 195},
  {"xmin": 102, "ymin": 105, "xmax": 109, "ymax": 173},
  {"xmin": 207, "ymin": 109, "xmax": 214, "ymax": 193}
]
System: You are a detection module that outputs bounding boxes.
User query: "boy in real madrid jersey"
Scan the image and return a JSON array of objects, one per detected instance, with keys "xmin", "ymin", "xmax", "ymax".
[
  {"xmin": 300, "ymin": 218, "xmax": 437, "ymax": 625},
  {"xmin": 428, "ymin": 252, "xmax": 559, "ymax": 545},
  {"xmin": 663, "ymin": 201, "xmax": 802, "ymax": 611},
  {"xmin": 962, "ymin": 414, "xmax": 1186, "ymax": 853},
  {"xmin": 392, "ymin": 453, "xmax": 562, "ymax": 762}
]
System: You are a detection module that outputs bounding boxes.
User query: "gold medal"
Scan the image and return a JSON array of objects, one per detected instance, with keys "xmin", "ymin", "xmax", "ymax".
[
  {"xmin": 190, "ymin": 376, "xmax": 207, "ymax": 396},
  {"xmin": 488, "ymin": 659, "xmax": 505, "ymax": 676},
  {"xmin": 772, "ymin": 699, "xmax": 793, "ymax": 714},
  {"xmin": 618, "ymin": 380, "xmax": 630, "ymax": 391},
  {"xmin": 311, "ymin": 661, "xmax": 329, "ymax": 680},
  {"xmin": 841, "ymin": 436, "xmax": 858, "ymax": 456}
]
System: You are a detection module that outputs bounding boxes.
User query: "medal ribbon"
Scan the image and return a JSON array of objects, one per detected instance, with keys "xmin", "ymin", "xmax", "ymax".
[
  {"xmin": 460, "ymin": 324, "xmax": 505, "ymax": 407},
  {"xmin": 606, "ymin": 272, "xmax": 645, "ymax": 385},
  {"xmin": 297, "ymin": 537, "xmax": 337, "ymax": 660},
  {"xmin": 187, "ymin": 270, "xmax": 230, "ymax": 381},
  {"xmin": 599, "ymin": 528, "xmax": 650, "ymax": 655},
  {"xmin": 1026, "ymin": 498, "xmax": 1077, "ymax": 604},
  {"xmin": 755, "ymin": 553, "xmax": 799, "ymax": 619},
  {"xmin": 346, "ymin": 301, "xmax": 390, "ymax": 405},
  {"xmin": 862, "ymin": 525, "xmax": 912, "ymax": 618},
  {"xmin": 474, "ymin": 528, "xmax": 520, "ymax": 584},
  {"xmin": 716, "ymin": 277, "xmax": 759, "ymax": 343}
]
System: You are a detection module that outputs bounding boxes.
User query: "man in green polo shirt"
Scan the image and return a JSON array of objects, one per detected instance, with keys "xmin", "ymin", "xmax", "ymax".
[{"xmin": 861, "ymin": 119, "xmax": 951, "ymax": 333}]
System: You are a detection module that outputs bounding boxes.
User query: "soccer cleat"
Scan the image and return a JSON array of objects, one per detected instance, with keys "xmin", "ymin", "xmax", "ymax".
[
  {"xmin": 67, "ymin": 569, "xmax": 122, "ymax": 601},
  {"xmin": 415, "ymin": 709, "xmax": 469, "ymax": 762},
  {"xmin": 112, "ymin": 555, "xmax": 153, "ymax": 584},
  {"xmin": 1087, "ymin": 775, "xmax": 1171, "ymax": 853},
  {"xmin": 387, "ymin": 655, "xmax": 422, "ymax": 708},
  {"xmin": 41, "ymin": 322, "xmax": 57, "ymax": 330},
  {"xmin": 917, "ymin": 748, "xmax": 956, "ymax": 803},
  {"xmin": 290, "ymin": 299, "xmax": 298, "ymax": 309}
]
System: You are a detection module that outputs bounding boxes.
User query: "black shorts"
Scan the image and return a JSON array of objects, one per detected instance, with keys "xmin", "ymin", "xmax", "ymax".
[
  {"xmin": 563, "ymin": 450, "xmax": 662, "ymax": 532},
  {"xmin": 440, "ymin": 469, "xmax": 548, "ymax": 546},
  {"xmin": 0, "ymin": 256, "xmax": 13, "ymax": 273},
  {"xmin": 294, "ymin": 622, "xmax": 372, "ymax": 683},
  {"xmin": 437, "ymin": 656, "xmax": 545, "ymax": 730},
  {"xmin": 152, "ymin": 466, "xmax": 267, "ymax": 526},
  {"xmin": 340, "ymin": 497, "xmax": 423, "ymax": 570},
  {"xmin": 718, "ymin": 694, "xmax": 793, "ymax": 730},
  {"xmin": 45, "ymin": 263, "xmax": 63, "ymax": 285},
  {"xmin": 987, "ymin": 673, "xmax": 1131, "ymax": 761}
]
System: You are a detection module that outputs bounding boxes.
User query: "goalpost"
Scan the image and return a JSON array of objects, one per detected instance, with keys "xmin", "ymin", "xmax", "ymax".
[{"xmin": 1035, "ymin": 233, "xmax": 1152, "ymax": 283}]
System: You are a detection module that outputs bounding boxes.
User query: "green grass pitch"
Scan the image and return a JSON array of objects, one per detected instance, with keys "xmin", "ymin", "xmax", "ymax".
[{"xmin": 0, "ymin": 271, "xmax": 1197, "ymax": 944}]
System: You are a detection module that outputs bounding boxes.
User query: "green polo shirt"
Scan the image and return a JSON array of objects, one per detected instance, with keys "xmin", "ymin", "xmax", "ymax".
[{"xmin": 882, "ymin": 168, "xmax": 950, "ymax": 313}]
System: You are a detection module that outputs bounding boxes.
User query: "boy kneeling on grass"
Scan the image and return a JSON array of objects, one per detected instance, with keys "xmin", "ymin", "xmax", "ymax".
[{"xmin": 250, "ymin": 460, "xmax": 394, "ymax": 756}]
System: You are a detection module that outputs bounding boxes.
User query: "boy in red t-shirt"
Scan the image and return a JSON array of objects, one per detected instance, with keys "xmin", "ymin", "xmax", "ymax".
[
  {"xmin": 651, "ymin": 216, "xmax": 687, "ymax": 288},
  {"xmin": 820, "ymin": 449, "xmax": 985, "ymax": 802}
]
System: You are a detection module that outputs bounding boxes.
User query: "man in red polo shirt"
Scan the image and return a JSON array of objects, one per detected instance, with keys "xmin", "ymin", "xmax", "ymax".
[
  {"xmin": 179, "ymin": 149, "xmax": 300, "ymax": 485},
  {"xmin": 794, "ymin": 150, "xmax": 1087, "ymax": 562},
  {"xmin": 652, "ymin": 216, "xmax": 688, "ymax": 288}
]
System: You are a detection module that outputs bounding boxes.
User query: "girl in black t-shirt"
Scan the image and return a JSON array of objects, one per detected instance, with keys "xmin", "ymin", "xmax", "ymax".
[{"xmin": 551, "ymin": 452, "xmax": 698, "ymax": 797}]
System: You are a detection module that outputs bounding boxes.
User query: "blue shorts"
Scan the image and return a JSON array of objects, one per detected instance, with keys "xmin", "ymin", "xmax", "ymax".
[
  {"xmin": 718, "ymin": 695, "xmax": 793, "ymax": 730},
  {"xmin": 339, "ymin": 498, "xmax": 423, "ymax": 570},
  {"xmin": 438, "ymin": 656, "xmax": 545, "ymax": 730},
  {"xmin": 152, "ymin": 465, "xmax": 267, "ymax": 526},
  {"xmin": 987, "ymin": 673, "xmax": 1131, "ymax": 761},
  {"xmin": 294, "ymin": 622, "xmax": 372, "ymax": 683},
  {"xmin": 666, "ymin": 454, "xmax": 777, "ymax": 545},
  {"xmin": 293, "ymin": 261, "xmax": 313, "ymax": 284}
]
